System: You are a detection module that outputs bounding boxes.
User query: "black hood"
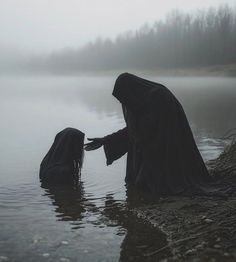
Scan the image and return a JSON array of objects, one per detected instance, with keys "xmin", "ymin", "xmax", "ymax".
[
  {"xmin": 112, "ymin": 73, "xmax": 165, "ymax": 112},
  {"xmin": 41, "ymin": 127, "xmax": 85, "ymax": 169}
]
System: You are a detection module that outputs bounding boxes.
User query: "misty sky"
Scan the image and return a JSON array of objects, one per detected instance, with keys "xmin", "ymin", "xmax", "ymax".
[{"xmin": 1, "ymin": 0, "xmax": 236, "ymax": 53}]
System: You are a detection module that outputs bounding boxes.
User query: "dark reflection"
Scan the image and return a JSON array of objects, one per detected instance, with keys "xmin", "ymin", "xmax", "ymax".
[
  {"xmin": 41, "ymin": 183, "xmax": 170, "ymax": 260},
  {"xmin": 42, "ymin": 182, "xmax": 88, "ymax": 224},
  {"xmin": 102, "ymin": 191, "xmax": 171, "ymax": 262}
]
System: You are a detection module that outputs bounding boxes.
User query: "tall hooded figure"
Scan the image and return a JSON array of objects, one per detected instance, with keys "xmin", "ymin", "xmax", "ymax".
[
  {"xmin": 85, "ymin": 73, "xmax": 211, "ymax": 195},
  {"xmin": 40, "ymin": 128, "xmax": 85, "ymax": 185}
]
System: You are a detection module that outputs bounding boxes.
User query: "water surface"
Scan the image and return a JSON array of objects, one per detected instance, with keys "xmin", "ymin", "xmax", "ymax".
[{"xmin": 0, "ymin": 75, "xmax": 235, "ymax": 261}]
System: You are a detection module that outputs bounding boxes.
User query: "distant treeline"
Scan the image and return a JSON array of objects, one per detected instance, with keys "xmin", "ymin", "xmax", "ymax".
[{"xmin": 29, "ymin": 5, "xmax": 236, "ymax": 72}]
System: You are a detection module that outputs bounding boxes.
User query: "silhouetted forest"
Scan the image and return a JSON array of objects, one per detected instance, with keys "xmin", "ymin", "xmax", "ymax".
[{"xmin": 29, "ymin": 5, "xmax": 236, "ymax": 73}]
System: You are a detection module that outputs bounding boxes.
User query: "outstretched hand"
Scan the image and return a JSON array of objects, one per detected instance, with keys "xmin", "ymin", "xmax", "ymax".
[{"xmin": 84, "ymin": 138, "xmax": 104, "ymax": 151}]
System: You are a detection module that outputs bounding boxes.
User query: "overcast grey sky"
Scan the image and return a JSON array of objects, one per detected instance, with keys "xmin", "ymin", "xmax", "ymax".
[{"xmin": 0, "ymin": 0, "xmax": 236, "ymax": 53}]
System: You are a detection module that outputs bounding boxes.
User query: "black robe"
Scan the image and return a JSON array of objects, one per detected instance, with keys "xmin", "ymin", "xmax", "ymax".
[
  {"xmin": 39, "ymin": 127, "xmax": 84, "ymax": 185},
  {"xmin": 103, "ymin": 73, "xmax": 211, "ymax": 195}
]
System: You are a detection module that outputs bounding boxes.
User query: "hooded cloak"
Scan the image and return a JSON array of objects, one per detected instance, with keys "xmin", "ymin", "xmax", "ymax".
[
  {"xmin": 103, "ymin": 73, "xmax": 211, "ymax": 195},
  {"xmin": 39, "ymin": 127, "xmax": 84, "ymax": 185}
]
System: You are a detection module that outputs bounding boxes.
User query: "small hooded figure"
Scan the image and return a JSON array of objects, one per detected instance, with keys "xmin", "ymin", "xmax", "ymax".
[
  {"xmin": 85, "ymin": 73, "xmax": 211, "ymax": 195},
  {"xmin": 40, "ymin": 128, "xmax": 84, "ymax": 185}
]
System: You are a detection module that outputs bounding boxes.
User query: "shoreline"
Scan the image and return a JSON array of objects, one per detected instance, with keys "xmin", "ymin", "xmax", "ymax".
[
  {"xmin": 1, "ymin": 64, "xmax": 236, "ymax": 78},
  {"xmin": 130, "ymin": 139, "xmax": 236, "ymax": 261}
]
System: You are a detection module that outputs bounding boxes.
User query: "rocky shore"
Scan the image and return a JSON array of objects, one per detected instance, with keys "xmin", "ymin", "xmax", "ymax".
[{"xmin": 131, "ymin": 139, "xmax": 236, "ymax": 261}]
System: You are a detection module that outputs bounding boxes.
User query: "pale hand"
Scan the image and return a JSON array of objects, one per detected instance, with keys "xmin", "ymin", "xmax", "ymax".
[{"xmin": 84, "ymin": 138, "xmax": 104, "ymax": 151}]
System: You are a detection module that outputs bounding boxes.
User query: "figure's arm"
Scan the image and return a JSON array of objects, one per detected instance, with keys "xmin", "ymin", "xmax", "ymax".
[
  {"xmin": 103, "ymin": 127, "xmax": 129, "ymax": 165},
  {"xmin": 85, "ymin": 127, "xmax": 129, "ymax": 165}
]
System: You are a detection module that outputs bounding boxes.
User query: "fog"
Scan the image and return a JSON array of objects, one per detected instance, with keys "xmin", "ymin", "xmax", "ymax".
[{"xmin": 0, "ymin": 1, "xmax": 236, "ymax": 74}]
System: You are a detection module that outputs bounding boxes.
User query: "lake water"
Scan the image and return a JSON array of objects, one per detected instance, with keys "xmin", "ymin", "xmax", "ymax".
[{"xmin": 0, "ymin": 75, "xmax": 235, "ymax": 261}]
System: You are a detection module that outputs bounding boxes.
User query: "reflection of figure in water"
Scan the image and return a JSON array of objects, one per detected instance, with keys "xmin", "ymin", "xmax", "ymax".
[
  {"xmin": 39, "ymin": 128, "xmax": 95, "ymax": 225},
  {"xmin": 42, "ymin": 183, "xmax": 86, "ymax": 223},
  {"xmin": 102, "ymin": 193, "xmax": 170, "ymax": 261},
  {"xmin": 85, "ymin": 73, "xmax": 211, "ymax": 195},
  {"xmin": 40, "ymin": 128, "xmax": 84, "ymax": 185}
]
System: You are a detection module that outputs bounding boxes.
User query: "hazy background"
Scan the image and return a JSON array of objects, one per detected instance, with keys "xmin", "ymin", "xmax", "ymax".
[
  {"xmin": 1, "ymin": 0, "xmax": 236, "ymax": 74},
  {"xmin": 1, "ymin": 2, "xmax": 236, "ymax": 260}
]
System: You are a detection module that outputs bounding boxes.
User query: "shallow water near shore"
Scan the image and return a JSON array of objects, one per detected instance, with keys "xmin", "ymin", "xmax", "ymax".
[{"xmin": 0, "ymin": 75, "xmax": 236, "ymax": 261}]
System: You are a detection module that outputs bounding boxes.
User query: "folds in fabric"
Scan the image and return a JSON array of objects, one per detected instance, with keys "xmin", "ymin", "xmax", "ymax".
[
  {"xmin": 39, "ymin": 127, "xmax": 84, "ymax": 185},
  {"xmin": 104, "ymin": 73, "xmax": 211, "ymax": 195}
]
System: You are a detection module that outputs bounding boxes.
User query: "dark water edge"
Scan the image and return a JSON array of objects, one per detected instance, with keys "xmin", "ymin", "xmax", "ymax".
[{"xmin": 0, "ymin": 183, "xmax": 171, "ymax": 262}]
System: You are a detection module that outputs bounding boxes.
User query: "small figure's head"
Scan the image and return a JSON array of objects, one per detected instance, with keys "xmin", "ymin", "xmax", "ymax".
[{"xmin": 40, "ymin": 127, "xmax": 85, "ymax": 185}]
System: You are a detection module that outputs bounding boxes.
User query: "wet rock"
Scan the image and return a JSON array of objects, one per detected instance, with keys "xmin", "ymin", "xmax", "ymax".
[
  {"xmin": 204, "ymin": 218, "xmax": 213, "ymax": 224},
  {"xmin": 159, "ymin": 259, "xmax": 168, "ymax": 262},
  {"xmin": 136, "ymin": 212, "xmax": 142, "ymax": 218},
  {"xmin": 87, "ymin": 216, "xmax": 97, "ymax": 222},
  {"xmin": 185, "ymin": 249, "xmax": 196, "ymax": 255},
  {"xmin": 195, "ymin": 244, "xmax": 204, "ymax": 250}
]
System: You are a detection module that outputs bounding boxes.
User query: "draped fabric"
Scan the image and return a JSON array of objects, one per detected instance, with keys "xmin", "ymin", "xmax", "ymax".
[
  {"xmin": 40, "ymin": 128, "xmax": 84, "ymax": 185},
  {"xmin": 104, "ymin": 73, "xmax": 211, "ymax": 195}
]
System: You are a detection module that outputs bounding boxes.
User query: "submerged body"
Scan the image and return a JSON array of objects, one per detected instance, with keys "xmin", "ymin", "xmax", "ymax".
[
  {"xmin": 40, "ymin": 127, "xmax": 84, "ymax": 185},
  {"xmin": 102, "ymin": 73, "xmax": 211, "ymax": 195}
]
